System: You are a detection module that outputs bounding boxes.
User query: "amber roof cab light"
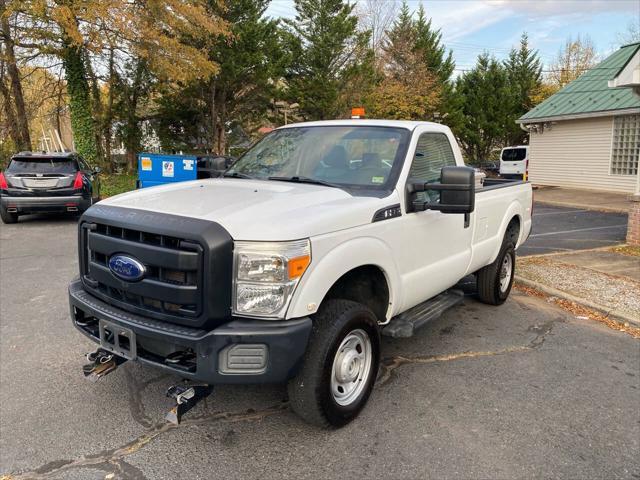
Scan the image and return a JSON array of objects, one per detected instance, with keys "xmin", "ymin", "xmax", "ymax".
[{"xmin": 351, "ymin": 107, "xmax": 365, "ymax": 119}]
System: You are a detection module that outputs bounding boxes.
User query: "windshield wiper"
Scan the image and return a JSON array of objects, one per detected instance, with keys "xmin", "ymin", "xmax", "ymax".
[
  {"xmin": 268, "ymin": 176, "xmax": 340, "ymax": 188},
  {"xmin": 223, "ymin": 171, "xmax": 253, "ymax": 179}
]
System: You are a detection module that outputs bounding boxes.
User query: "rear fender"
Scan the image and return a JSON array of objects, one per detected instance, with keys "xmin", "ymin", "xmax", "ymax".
[{"xmin": 489, "ymin": 201, "xmax": 525, "ymax": 262}]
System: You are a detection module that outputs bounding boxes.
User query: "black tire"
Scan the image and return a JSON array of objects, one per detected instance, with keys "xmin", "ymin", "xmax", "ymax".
[
  {"xmin": 0, "ymin": 206, "xmax": 18, "ymax": 224},
  {"xmin": 287, "ymin": 299, "xmax": 380, "ymax": 428},
  {"xmin": 79, "ymin": 196, "xmax": 94, "ymax": 214},
  {"xmin": 476, "ymin": 242, "xmax": 515, "ymax": 305}
]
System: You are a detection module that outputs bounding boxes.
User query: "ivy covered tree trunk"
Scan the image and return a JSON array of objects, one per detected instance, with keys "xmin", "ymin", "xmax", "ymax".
[
  {"xmin": 0, "ymin": 0, "xmax": 31, "ymax": 151},
  {"xmin": 61, "ymin": 44, "xmax": 98, "ymax": 163}
]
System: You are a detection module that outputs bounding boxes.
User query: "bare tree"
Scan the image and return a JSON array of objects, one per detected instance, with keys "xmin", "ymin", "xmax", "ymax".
[
  {"xmin": 617, "ymin": 20, "xmax": 640, "ymax": 44},
  {"xmin": 549, "ymin": 35, "xmax": 597, "ymax": 87},
  {"xmin": 357, "ymin": 0, "xmax": 399, "ymax": 63}
]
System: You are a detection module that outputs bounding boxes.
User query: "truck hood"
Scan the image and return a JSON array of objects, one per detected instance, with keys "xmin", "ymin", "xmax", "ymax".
[{"xmin": 100, "ymin": 178, "xmax": 391, "ymax": 240}]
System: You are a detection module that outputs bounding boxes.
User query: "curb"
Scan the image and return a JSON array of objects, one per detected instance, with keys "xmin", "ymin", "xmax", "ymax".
[
  {"xmin": 515, "ymin": 275, "xmax": 640, "ymax": 327},
  {"xmin": 534, "ymin": 200, "xmax": 629, "ymax": 214},
  {"xmin": 519, "ymin": 243, "xmax": 628, "ymax": 259}
]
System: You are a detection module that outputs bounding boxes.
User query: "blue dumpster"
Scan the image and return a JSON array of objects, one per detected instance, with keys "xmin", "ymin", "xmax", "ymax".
[{"xmin": 137, "ymin": 153, "xmax": 198, "ymax": 188}]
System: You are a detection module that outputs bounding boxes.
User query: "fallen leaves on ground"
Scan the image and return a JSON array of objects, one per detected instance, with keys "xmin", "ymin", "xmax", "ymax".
[
  {"xmin": 514, "ymin": 284, "xmax": 640, "ymax": 339},
  {"xmin": 610, "ymin": 245, "xmax": 640, "ymax": 257}
]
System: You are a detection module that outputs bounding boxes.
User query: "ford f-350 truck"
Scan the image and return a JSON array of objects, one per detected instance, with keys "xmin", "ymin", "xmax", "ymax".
[{"xmin": 69, "ymin": 120, "xmax": 532, "ymax": 427}]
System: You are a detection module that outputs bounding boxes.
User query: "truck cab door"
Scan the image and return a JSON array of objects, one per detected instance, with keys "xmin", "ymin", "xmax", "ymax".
[{"xmin": 394, "ymin": 131, "xmax": 473, "ymax": 311}]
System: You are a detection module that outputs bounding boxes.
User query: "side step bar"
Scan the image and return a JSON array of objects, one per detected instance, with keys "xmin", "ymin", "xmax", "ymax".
[{"xmin": 382, "ymin": 289, "xmax": 464, "ymax": 338}]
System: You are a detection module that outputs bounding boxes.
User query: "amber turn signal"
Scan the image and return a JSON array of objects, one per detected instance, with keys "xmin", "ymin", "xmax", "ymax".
[{"xmin": 288, "ymin": 255, "xmax": 310, "ymax": 279}]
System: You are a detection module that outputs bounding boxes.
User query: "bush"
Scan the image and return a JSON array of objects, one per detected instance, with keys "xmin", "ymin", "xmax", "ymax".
[{"xmin": 100, "ymin": 173, "xmax": 136, "ymax": 198}]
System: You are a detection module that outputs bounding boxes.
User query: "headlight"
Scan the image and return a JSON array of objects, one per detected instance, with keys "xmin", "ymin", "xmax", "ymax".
[{"xmin": 233, "ymin": 239, "xmax": 311, "ymax": 318}]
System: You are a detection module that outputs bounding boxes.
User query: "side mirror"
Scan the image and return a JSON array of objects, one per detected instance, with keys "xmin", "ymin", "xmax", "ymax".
[
  {"xmin": 408, "ymin": 166, "xmax": 475, "ymax": 214},
  {"xmin": 93, "ymin": 166, "xmax": 102, "ymax": 174}
]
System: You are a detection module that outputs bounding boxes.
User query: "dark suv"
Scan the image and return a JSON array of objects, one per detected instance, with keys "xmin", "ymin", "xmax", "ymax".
[{"xmin": 0, "ymin": 152, "xmax": 101, "ymax": 224}]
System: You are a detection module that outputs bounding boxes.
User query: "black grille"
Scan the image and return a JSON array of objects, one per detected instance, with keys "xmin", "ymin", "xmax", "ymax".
[{"xmin": 81, "ymin": 222, "xmax": 203, "ymax": 321}]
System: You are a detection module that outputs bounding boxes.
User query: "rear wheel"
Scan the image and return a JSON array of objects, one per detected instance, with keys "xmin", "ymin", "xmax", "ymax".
[
  {"xmin": 0, "ymin": 206, "xmax": 18, "ymax": 224},
  {"xmin": 476, "ymin": 242, "xmax": 515, "ymax": 305},
  {"xmin": 287, "ymin": 299, "xmax": 380, "ymax": 428}
]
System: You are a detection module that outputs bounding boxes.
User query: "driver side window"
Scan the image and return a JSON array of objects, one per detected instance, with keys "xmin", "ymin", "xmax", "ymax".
[{"xmin": 408, "ymin": 133, "xmax": 456, "ymax": 203}]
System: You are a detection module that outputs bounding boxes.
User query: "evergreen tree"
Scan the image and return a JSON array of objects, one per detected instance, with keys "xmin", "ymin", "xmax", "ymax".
[
  {"xmin": 414, "ymin": 4, "xmax": 455, "ymax": 85},
  {"xmin": 156, "ymin": 0, "xmax": 286, "ymax": 153},
  {"xmin": 375, "ymin": 2, "xmax": 461, "ymax": 128},
  {"xmin": 383, "ymin": 1, "xmax": 416, "ymax": 77},
  {"xmin": 504, "ymin": 33, "xmax": 542, "ymax": 144},
  {"xmin": 207, "ymin": 0, "xmax": 286, "ymax": 152},
  {"xmin": 455, "ymin": 54, "xmax": 513, "ymax": 162},
  {"xmin": 285, "ymin": 0, "xmax": 371, "ymax": 120},
  {"xmin": 367, "ymin": 2, "xmax": 441, "ymax": 120}
]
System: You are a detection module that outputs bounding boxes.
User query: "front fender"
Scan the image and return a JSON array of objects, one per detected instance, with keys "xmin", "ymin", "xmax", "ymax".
[{"xmin": 286, "ymin": 236, "xmax": 401, "ymax": 321}]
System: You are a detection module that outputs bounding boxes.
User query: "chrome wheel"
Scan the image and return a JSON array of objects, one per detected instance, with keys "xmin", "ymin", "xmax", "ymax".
[
  {"xmin": 330, "ymin": 329, "xmax": 372, "ymax": 406},
  {"xmin": 499, "ymin": 251, "xmax": 513, "ymax": 293}
]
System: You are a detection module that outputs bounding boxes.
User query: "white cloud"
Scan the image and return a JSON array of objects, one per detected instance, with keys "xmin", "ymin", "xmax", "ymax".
[
  {"xmin": 265, "ymin": 0, "xmax": 634, "ymax": 65},
  {"xmin": 412, "ymin": 0, "xmax": 638, "ymax": 41},
  {"xmin": 483, "ymin": 0, "xmax": 637, "ymax": 16}
]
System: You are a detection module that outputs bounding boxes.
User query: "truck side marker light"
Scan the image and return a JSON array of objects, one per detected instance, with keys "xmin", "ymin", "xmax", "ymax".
[{"xmin": 288, "ymin": 255, "xmax": 310, "ymax": 279}]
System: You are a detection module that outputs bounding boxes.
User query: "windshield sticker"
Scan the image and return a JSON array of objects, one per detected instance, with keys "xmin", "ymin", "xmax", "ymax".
[
  {"xmin": 183, "ymin": 159, "xmax": 194, "ymax": 171},
  {"xmin": 162, "ymin": 161, "xmax": 174, "ymax": 177},
  {"xmin": 141, "ymin": 157, "xmax": 152, "ymax": 171},
  {"xmin": 371, "ymin": 176, "xmax": 385, "ymax": 184}
]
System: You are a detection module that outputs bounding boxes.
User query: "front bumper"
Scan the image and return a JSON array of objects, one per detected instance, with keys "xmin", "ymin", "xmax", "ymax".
[
  {"xmin": 1, "ymin": 194, "xmax": 89, "ymax": 213},
  {"xmin": 68, "ymin": 279, "xmax": 312, "ymax": 384}
]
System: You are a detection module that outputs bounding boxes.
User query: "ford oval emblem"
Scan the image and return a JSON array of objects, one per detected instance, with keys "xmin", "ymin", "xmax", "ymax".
[{"xmin": 108, "ymin": 254, "xmax": 146, "ymax": 282}]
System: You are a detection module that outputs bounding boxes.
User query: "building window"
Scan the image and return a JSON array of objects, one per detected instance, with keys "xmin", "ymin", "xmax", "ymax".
[{"xmin": 611, "ymin": 114, "xmax": 639, "ymax": 175}]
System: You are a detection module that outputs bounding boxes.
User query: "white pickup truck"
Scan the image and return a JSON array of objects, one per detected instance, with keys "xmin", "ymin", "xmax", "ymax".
[{"xmin": 69, "ymin": 120, "xmax": 532, "ymax": 427}]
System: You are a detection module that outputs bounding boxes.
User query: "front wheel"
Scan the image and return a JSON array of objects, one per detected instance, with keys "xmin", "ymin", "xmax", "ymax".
[
  {"xmin": 476, "ymin": 242, "xmax": 516, "ymax": 305},
  {"xmin": 287, "ymin": 299, "xmax": 380, "ymax": 428}
]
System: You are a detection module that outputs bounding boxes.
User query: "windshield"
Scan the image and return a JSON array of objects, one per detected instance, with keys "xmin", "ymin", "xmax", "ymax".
[
  {"xmin": 501, "ymin": 148, "xmax": 527, "ymax": 161},
  {"xmin": 227, "ymin": 126, "xmax": 411, "ymax": 189},
  {"xmin": 7, "ymin": 158, "xmax": 78, "ymax": 174}
]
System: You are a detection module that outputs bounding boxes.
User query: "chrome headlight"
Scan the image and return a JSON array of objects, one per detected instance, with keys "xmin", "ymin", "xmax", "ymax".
[{"xmin": 233, "ymin": 239, "xmax": 311, "ymax": 318}]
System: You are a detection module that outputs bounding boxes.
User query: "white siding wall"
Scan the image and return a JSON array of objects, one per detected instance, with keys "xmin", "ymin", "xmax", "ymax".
[{"xmin": 528, "ymin": 116, "xmax": 637, "ymax": 193}]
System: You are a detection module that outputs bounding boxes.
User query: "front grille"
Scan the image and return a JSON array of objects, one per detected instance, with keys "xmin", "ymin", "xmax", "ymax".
[{"xmin": 81, "ymin": 222, "xmax": 203, "ymax": 321}]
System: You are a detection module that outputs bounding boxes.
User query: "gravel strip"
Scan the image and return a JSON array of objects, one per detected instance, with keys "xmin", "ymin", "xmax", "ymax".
[{"xmin": 517, "ymin": 257, "xmax": 640, "ymax": 319}]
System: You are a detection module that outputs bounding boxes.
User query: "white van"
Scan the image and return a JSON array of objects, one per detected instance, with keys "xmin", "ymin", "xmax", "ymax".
[{"xmin": 499, "ymin": 146, "xmax": 529, "ymax": 179}]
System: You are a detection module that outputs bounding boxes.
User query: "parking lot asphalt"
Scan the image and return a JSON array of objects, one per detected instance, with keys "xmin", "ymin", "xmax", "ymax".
[
  {"xmin": 518, "ymin": 203, "xmax": 629, "ymax": 256},
  {"xmin": 1, "ymin": 215, "xmax": 639, "ymax": 480}
]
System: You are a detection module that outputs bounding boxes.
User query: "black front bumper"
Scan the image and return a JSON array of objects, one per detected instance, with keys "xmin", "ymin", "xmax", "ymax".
[{"xmin": 69, "ymin": 280, "xmax": 312, "ymax": 384}]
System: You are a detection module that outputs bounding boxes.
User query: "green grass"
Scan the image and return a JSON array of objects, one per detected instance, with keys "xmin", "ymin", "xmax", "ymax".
[{"xmin": 99, "ymin": 173, "xmax": 137, "ymax": 198}]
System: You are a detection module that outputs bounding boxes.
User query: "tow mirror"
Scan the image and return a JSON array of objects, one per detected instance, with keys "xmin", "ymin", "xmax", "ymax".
[{"xmin": 407, "ymin": 166, "xmax": 475, "ymax": 215}]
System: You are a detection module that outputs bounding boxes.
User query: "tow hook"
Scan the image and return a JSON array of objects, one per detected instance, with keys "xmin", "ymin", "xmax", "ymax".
[
  {"xmin": 82, "ymin": 348, "xmax": 126, "ymax": 382},
  {"xmin": 165, "ymin": 382, "xmax": 213, "ymax": 425}
]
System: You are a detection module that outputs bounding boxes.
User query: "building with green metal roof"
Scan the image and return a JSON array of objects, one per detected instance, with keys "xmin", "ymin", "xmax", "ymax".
[{"xmin": 518, "ymin": 42, "xmax": 639, "ymax": 194}]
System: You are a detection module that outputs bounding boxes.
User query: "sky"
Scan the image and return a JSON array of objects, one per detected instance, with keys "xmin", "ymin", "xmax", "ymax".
[{"xmin": 265, "ymin": 0, "xmax": 640, "ymax": 73}]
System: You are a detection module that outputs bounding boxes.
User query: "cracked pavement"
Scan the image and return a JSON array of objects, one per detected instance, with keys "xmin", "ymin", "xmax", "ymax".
[{"xmin": 1, "ymin": 215, "xmax": 639, "ymax": 480}]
